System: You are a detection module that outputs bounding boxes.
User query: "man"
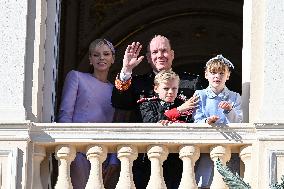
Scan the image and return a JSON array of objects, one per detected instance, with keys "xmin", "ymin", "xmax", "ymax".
[
  {"xmin": 111, "ymin": 35, "xmax": 202, "ymax": 189},
  {"xmin": 112, "ymin": 35, "xmax": 202, "ymax": 122}
]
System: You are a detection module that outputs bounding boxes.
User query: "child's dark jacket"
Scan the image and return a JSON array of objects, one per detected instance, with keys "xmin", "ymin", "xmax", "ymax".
[{"xmin": 138, "ymin": 96, "xmax": 192, "ymax": 123}]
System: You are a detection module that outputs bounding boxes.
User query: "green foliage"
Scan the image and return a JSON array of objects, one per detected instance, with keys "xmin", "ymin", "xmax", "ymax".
[
  {"xmin": 216, "ymin": 158, "xmax": 284, "ymax": 189},
  {"xmin": 216, "ymin": 158, "xmax": 251, "ymax": 189},
  {"xmin": 270, "ymin": 175, "xmax": 284, "ymax": 189}
]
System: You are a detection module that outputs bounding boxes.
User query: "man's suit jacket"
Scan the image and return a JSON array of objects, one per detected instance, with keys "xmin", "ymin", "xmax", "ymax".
[{"xmin": 111, "ymin": 70, "xmax": 203, "ymax": 122}]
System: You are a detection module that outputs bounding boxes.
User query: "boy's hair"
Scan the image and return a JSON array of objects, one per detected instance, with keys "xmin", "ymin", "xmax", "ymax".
[
  {"xmin": 154, "ymin": 70, "xmax": 180, "ymax": 86},
  {"xmin": 205, "ymin": 54, "xmax": 234, "ymax": 73}
]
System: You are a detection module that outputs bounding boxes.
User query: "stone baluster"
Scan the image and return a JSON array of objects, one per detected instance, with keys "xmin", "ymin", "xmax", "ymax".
[
  {"xmin": 210, "ymin": 145, "xmax": 231, "ymax": 189},
  {"xmin": 178, "ymin": 145, "xmax": 200, "ymax": 189},
  {"xmin": 115, "ymin": 145, "xmax": 138, "ymax": 189},
  {"xmin": 146, "ymin": 145, "xmax": 169, "ymax": 189},
  {"xmin": 32, "ymin": 145, "xmax": 46, "ymax": 189},
  {"xmin": 85, "ymin": 145, "xmax": 107, "ymax": 189},
  {"xmin": 55, "ymin": 145, "xmax": 76, "ymax": 189},
  {"xmin": 240, "ymin": 145, "xmax": 252, "ymax": 185}
]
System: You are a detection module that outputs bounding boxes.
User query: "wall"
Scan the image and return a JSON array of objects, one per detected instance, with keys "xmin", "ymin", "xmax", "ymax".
[
  {"xmin": 0, "ymin": 0, "xmax": 27, "ymax": 122},
  {"xmin": 250, "ymin": 0, "xmax": 284, "ymax": 122}
]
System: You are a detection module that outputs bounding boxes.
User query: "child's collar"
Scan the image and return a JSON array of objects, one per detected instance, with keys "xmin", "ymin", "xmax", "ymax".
[{"xmin": 206, "ymin": 86, "xmax": 230, "ymax": 100}]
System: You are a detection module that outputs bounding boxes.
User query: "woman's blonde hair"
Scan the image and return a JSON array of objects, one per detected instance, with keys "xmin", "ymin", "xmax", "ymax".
[
  {"xmin": 89, "ymin": 38, "xmax": 115, "ymax": 56},
  {"xmin": 154, "ymin": 70, "xmax": 180, "ymax": 86}
]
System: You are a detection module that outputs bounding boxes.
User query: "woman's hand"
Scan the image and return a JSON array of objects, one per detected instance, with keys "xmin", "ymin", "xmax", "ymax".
[
  {"xmin": 177, "ymin": 94, "xmax": 199, "ymax": 113},
  {"xmin": 122, "ymin": 42, "xmax": 144, "ymax": 74}
]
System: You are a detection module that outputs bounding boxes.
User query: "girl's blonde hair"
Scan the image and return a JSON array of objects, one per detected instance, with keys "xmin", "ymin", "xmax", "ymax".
[
  {"xmin": 206, "ymin": 60, "xmax": 230, "ymax": 73},
  {"xmin": 154, "ymin": 70, "xmax": 180, "ymax": 86},
  {"xmin": 205, "ymin": 54, "xmax": 234, "ymax": 73}
]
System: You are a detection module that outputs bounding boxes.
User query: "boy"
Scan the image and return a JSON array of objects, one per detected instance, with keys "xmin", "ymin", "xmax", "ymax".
[
  {"xmin": 138, "ymin": 70, "xmax": 198, "ymax": 124},
  {"xmin": 137, "ymin": 70, "xmax": 198, "ymax": 189}
]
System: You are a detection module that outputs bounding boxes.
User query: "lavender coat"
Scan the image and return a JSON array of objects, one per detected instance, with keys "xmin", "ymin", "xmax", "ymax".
[
  {"xmin": 58, "ymin": 70, "xmax": 115, "ymax": 123},
  {"xmin": 58, "ymin": 70, "xmax": 117, "ymax": 189}
]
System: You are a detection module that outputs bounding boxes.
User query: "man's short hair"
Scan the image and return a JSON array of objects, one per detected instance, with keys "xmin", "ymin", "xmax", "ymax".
[{"xmin": 147, "ymin": 35, "xmax": 172, "ymax": 52}]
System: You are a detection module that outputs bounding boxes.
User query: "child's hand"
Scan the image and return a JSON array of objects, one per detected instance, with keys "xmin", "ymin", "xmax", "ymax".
[
  {"xmin": 218, "ymin": 101, "xmax": 232, "ymax": 111},
  {"xmin": 207, "ymin": 115, "xmax": 219, "ymax": 124},
  {"xmin": 158, "ymin": 120, "xmax": 172, "ymax": 126},
  {"xmin": 177, "ymin": 94, "xmax": 199, "ymax": 113}
]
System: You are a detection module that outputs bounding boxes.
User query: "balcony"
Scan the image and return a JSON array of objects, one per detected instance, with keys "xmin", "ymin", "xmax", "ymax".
[{"xmin": 1, "ymin": 122, "xmax": 284, "ymax": 189}]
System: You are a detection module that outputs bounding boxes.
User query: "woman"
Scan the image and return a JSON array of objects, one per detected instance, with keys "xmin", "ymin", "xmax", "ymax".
[{"xmin": 58, "ymin": 39, "xmax": 118, "ymax": 189}]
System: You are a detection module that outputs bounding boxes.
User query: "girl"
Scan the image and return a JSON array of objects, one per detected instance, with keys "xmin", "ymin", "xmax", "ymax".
[
  {"xmin": 193, "ymin": 54, "xmax": 243, "ymax": 188},
  {"xmin": 193, "ymin": 54, "xmax": 243, "ymax": 124}
]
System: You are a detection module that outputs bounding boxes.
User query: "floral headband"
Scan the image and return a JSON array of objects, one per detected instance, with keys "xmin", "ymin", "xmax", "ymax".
[
  {"xmin": 103, "ymin": 39, "xmax": 115, "ymax": 55},
  {"xmin": 206, "ymin": 54, "xmax": 234, "ymax": 69}
]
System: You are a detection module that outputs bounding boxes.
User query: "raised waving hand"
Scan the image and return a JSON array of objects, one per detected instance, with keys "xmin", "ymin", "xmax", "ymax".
[{"xmin": 122, "ymin": 42, "xmax": 144, "ymax": 74}]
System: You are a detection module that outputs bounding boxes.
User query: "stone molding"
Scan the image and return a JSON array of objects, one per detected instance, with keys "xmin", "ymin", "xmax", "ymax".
[{"xmin": 0, "ymin": 147, "xmax": 19, "ymax": 189}]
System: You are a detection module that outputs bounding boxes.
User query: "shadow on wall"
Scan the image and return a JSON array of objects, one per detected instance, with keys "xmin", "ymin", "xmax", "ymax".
[{"xmin": 242, "ymin": 82, "xmax": 250, "ymax": 123}]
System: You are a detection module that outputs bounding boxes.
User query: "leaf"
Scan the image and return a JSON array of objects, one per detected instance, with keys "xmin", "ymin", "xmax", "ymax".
[{"xmin": 216, "ymin": 158, "xmax": 251, "ymax": 189}]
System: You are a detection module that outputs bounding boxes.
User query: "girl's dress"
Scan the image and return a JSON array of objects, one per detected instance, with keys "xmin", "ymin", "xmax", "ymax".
[{"xmin": 193, "ymin": 86, "xmax": 242, "ymax": 124}]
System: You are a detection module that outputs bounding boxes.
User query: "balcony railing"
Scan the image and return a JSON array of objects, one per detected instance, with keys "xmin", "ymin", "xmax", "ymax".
[{"xmin": 1, "ymin": 122, "xmax": 284, "ymax": 189}]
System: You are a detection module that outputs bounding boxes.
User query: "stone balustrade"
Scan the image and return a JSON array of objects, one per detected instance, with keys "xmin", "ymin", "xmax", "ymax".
[
  {"xmin": 35, "ymin": 143, "xmax": 251, "ymax": 189},
  {"xmin": 28, "ymin": 122, "xmax": 257, "ymax": 189},
  {"xmin": 2, "ymin": 122, "xmax": 284, "ymax": 188},
  {"xmin": 85, "ymin": 145, "xmax": 107, "ymax": 189}
]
